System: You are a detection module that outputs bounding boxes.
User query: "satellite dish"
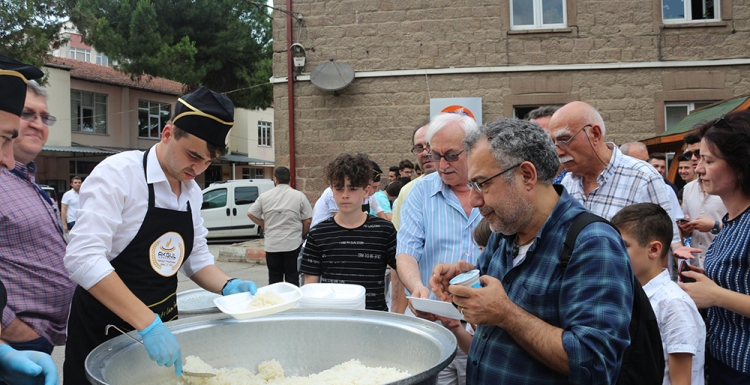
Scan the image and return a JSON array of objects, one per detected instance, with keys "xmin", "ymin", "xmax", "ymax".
[{"xmin": 310, "ymin": 58, "xmax": 355, "ymax": 92}]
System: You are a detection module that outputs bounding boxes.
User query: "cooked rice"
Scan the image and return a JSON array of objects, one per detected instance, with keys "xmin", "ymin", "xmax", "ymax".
[
  {"xmin": 182, "ymin": 356, "xmax": 409, "ymax": 385},
  {"xmin": 246, "ymin": 291, "xmax": 285, "ymax": 310}
]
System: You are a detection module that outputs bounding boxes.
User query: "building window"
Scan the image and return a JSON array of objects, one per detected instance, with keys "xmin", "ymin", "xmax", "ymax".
[
  {"xmin": 258, "ymin": 121, "xmax": 272, "ymax": 147},
  {"xmin": 69, "ymin": 48, "xmax": 91, "ymax": 62},
  {"xmin": 511, "ymin": 0, "xmax": 566, "ymax": 30},
  {"xmin": 138, "ymin": 100, "xmax": 171, "ymax": 139},
  {"xmin": 96, "ymin": 53, "xmax": 109, "ymax": 66},
  {"xmin": 71, "ymin": 90, "xmax": 107, "ymax": 134},
  {"xmin": 242, "ymin": 167, "xmax": 266, "ymax": 179},
  {"xmin": 662, "ymin": 0, "xmax": 719, "ymax": 22},
  {"xmin": 664, "ymin": 101, "xmax": 714, "ymax": 130}
]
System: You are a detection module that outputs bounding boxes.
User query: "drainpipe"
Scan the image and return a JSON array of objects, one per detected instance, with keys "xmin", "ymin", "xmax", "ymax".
[{"xmin": 286, "ymin": 0, "xmax": 296, "ymax": 189}]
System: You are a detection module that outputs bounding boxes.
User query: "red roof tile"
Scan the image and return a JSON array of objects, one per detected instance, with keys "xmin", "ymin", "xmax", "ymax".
[{"xmin": 47, "ymin": 57, "xmax": 185, "ymax": 95}]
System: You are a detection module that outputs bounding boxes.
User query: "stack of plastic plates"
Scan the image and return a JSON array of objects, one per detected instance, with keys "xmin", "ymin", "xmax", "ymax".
[{"xmin": 298, "ymin": 283, "xmax": 366, "ymax": 310}]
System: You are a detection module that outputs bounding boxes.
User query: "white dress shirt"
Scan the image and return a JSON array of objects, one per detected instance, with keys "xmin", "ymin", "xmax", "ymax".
[
  {"xmin": 680, "ymin": 179, "xmax": 727, "ymax": 267},
  {"xmin": 65, "ymin": 145, "xmax": 214, "ymax": 290},
  {"xmin": 643, "ymin": 269, "xmax": 705, "ymax": 385}
]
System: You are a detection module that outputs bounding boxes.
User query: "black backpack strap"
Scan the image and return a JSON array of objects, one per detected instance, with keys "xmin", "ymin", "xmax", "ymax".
[{"xmin": 561, "ymin": 212, "xmax": 617, "ymax": 272}]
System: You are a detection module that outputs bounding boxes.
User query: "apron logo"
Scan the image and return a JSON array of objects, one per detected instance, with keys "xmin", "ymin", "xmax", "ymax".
[{"xmin": 149, "ymin": 232, "xmax": 185, "ymax": 277}]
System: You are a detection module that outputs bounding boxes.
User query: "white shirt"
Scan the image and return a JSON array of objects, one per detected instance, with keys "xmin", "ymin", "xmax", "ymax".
[
  {"xmin": 681, "ymin": 179, "xmax": 727, "ymax": 267},
  {"xmin": 65, "ymin": 145, "xmax": 214, "ymax": 290},
  {"xmin": 61, "ymin": 189, "xmax": 80, "ymax": 223},
  {"xmin": 310, "ymin": 187, "xmax": 383, "ymax": 229},
  {"xmin": 643, "ymin": 269, "xmax": 705, "ymax": 385}
]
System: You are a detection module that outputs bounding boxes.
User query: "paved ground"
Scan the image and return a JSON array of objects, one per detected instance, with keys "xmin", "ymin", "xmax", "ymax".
[{"xmin": 50, "ymin": 242, "xmax": 268, "ymax": 382}]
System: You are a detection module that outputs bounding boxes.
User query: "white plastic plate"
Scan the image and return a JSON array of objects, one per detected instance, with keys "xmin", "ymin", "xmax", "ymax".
[
  {"xmin": 214, "ymin": 282, "xmax": 303, "ymax": 320},
  {"xmin": 407, "ymin": 297, "xmax": 464, "ymax": 320}
]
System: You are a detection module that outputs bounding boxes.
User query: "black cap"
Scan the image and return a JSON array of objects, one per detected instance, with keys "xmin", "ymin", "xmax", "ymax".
[
  {"xmin": 371, "ymin": 160, "xmax": 382, "ymax": 182},
  {"xmin": 172, "ymin": 86, "xmax": 234, "ymax": 147},
  {"xmin": 0, "ymin": 55, "xmax": 44, "ymax": 117}
]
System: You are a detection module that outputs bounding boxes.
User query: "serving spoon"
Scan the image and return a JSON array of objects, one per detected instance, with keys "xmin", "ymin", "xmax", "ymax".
[{"xmin": 104, "ymin": 324, "xmax": 216, "ymax": 378}]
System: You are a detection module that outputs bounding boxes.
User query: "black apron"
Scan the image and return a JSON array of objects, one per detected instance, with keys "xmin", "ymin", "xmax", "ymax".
[{"xmin": 63, "ymin": 149, "xmax": 194, "ymax": 384}]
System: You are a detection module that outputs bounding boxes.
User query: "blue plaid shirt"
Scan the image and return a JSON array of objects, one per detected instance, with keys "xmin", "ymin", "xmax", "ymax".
[{"xmin": 468, "ymin": 187, "xmax": 633, "ymax": 385}]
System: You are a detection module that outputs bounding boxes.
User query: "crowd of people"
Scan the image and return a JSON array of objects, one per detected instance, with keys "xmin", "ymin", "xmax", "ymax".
[{"xmin": 2, "ymin": 52, "xmax": 750, "ymax": 385}]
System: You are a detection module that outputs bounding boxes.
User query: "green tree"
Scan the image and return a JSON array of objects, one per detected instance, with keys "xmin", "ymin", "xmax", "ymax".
[
  {"xmin": 70, "ymin": 0, "xmax": 273, "ymax": 109},
  {"xmin": 0, "ymin": 0, "xmax": 69, "ymax": 83}
]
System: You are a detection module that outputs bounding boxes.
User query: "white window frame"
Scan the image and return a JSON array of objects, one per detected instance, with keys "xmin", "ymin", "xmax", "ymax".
[
  {"xmin": 69, "ymin": 47, "xmax": 91, "ymax": 62},
  {"xmin": 662, "ymin": 0, "xmax": 720, "ymax": 23},
  {"xmin": 258, "ymin": 121, "xmax": 272, "ymax": 147},
  {"xmin": 71, "ymin": 90, "xmax": 107, "ymax": 134},
  {"xmin": 137, "ymin": 100, "xmax": 171, "ymax": 139},
  {"xmin": 96, "ymin": 53, "xmax": 109, "ymax": 66},
  {"xmin": 664, "ymin": 101, "xmax": 714, "ymax": 131},
  {"xmin": 510, "ymin": 0, "xmax": 567, "ymax": 30}
]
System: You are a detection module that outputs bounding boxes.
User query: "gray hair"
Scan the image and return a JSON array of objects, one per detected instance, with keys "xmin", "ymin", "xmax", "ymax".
[
  {"xmin": 464, "ymin": 118, "xmax": 560, "ymax": 184},
  {"xmin": 26, "ymin": 80, "xmax": 49, "ymax": 100},
  {"xmin": 619, "ymin": 141, "xmax": 647, "ymax": 156},
  {"xmin": 425, "ymin": 113, "xmax": 478, "ymax": 143},
  {"xmin": 525, "ymin": 106, "xmax": 559, "ymax": 120}
]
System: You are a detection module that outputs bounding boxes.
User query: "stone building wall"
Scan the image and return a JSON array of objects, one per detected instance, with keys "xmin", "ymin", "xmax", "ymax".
[{"xmin": 271, "ymin": 0, "xmax": 750, "ymax": 200}]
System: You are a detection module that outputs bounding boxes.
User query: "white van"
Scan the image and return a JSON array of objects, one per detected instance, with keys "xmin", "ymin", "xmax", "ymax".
[{"xmin": 200, "ymin": 179, "xmax": 275, "ymax": 238}]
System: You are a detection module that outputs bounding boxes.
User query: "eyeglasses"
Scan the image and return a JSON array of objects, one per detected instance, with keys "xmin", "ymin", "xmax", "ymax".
[
  {"xmin": 427, "ymin": 150, "xmax": 464, "ymax": 163},
  {"xmin": 554, "ymin": 124, "xmax": 591, "ymax": 150},
  {"xmin": 683, "ymin": 149, "xmax": 700, "ymax": 159},
  {"xmin": 467, "ymin": 162, "xmax": 523, "ymax": 193},
  {"xmin": 411, "ymin": 146, "xmax": 429, "ymax": 156},
  {"xmin": 21, "ymin": 111, "xmax": 56, "ymax": 126}
]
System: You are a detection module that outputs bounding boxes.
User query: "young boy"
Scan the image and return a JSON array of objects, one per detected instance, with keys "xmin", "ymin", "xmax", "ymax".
[
  {"xmin": 300, "ymin": 153, "xmax": 397, "ymax": 311},
  {"xmin": 611, "ymin": 203, "xmax": 705, "ymax": 385}
]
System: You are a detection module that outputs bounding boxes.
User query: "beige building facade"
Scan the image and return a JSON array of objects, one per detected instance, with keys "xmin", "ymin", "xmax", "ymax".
[{"xmin": 271, "ymin": 0, "xmax": 750, "ymax": 200}]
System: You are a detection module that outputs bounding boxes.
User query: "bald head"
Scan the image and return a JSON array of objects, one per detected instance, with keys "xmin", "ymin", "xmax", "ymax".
[
  {"xmin": 620, "ymin": 141, "xmax": 649, "ymax": 161},
  {"xmin": 548, "ymin": 101, "xmax": 612, "ymax": 178}
]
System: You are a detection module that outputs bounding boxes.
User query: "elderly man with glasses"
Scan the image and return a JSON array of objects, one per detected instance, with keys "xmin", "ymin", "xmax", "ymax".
[
  {"xmin": 0, "ymin": 79, "xmax": 77, "ymax": 362},
  {"xmin": 397, "ymin": 112, "xmax": 482, "ymax": 385},
  {"xmin": 429, "ymin": 118, "xmax": 635, "ymax": 385},
  {"xmin": 550, "ymin": 101, "xmax": 700, "ymax": 261}
]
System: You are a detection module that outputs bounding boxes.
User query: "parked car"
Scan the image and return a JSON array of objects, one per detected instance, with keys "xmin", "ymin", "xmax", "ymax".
[
  {"xmin": 200, "ymin": 179, "xmax": 275, "ymax": 238},
  {"xmin": 39, "ymin": 185, "xmax": 58, "ymax": 204}
]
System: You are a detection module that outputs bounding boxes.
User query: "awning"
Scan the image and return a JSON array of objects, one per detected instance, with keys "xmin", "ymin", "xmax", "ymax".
[
  {"xmin": 219, "ymin": 154, "xmax": 274, "ymax": 165},
  {"xmin": 658, "ymin": 94, "xmax": 750, "ymax": 137},
  {"xmin": 41, "ymin": 145, "xmax": 117, "ymax": 155},
  {"xmin": 643, "ymin": 93, "xmax": 750, "ymax": 147}
]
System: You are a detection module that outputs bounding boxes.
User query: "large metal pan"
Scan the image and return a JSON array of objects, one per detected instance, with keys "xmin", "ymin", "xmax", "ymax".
[{"xmin": 86, "ymin": 308, "xmax": 457, "ymax": 385}]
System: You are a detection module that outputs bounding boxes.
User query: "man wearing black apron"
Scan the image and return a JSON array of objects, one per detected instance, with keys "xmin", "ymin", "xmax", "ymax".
[
  {"xmin": 63, "ymin": 87, "xmax": 258, "ymax": 384},
  {"xmin": 0, "ymin": 55, "xmax": 59, "ymax": 385}
]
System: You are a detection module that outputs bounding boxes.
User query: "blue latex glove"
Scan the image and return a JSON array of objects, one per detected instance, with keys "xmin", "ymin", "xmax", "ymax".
[
  {"xmin": 222, "ymin": 279, "xmax": 258, "ymax": 296},
  {"xmin": 0, "ymin": 344, "xmax": 59, "ymax": 385},
  {"xmin": 137, "ymin": 314, "xmax": 183, "ymax": 376}
]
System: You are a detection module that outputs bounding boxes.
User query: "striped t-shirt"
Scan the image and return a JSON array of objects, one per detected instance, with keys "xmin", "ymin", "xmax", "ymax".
[
  {"xmin": 705, "ymin": 205, "xmax": 750, "ymax": 374},
  {"xmin": 300, "ymin": 215, "xmax": 397, "ymax": 311}
]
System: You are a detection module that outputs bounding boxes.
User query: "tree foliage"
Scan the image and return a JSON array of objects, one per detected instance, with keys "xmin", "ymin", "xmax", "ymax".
[
  {"xmin": 70, "ymin": 0, "xmax": 273, "ymax": 109},
  {"xmin": 0, "ymin": 0, "xmax": 70, "ymax": 84}
]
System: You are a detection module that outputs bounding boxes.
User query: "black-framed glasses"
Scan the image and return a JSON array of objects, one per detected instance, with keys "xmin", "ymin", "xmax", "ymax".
[
  {"xmin": 467, "ymin": 162, "xmax": 523, "ymax": 193},
  {"xmin": 554, "ymin": 124, "xmax": 591, "ymax": 150},
  {"xmin": 427, "ymin": 150, "xmax": 464, "ymax": 163},
  {"xmin": 411, "ymin": 145, "xmax": 429, "ymax": 156},
  {"xmin": 20, "ymin": 111, "xmax": 56, "ymax": 126}
]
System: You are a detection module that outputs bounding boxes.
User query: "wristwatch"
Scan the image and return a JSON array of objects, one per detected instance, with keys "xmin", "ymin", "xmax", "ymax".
[{"xmin": 710, "ymin": 221, "xmax": 721, "ymax": 235}]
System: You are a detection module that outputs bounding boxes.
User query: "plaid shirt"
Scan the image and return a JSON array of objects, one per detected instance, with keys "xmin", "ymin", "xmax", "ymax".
[
  {"xmin": 0, "ymin": 162, "xmax": 76, "ymax": 346},
  {"xmin": 468, "ymin": 187, "xmax": 633, "ymax": 385},
  {"xmin": 562, "ymin": 144, "xmax": 680, "ymax": 244}
]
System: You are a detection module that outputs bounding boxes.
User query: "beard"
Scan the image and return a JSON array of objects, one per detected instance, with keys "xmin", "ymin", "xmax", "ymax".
[{"xmin": 482, "ymin": 185, "xmax": 534, "ymax": 236}]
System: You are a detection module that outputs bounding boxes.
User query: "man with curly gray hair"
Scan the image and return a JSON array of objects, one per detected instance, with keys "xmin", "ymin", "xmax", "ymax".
[{"xmin": 430, "ymin": 118, "xmax": 634, "ymax": 384}]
